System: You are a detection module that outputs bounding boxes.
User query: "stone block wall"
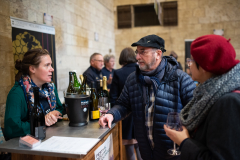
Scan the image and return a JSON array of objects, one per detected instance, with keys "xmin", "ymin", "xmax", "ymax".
[
  {"xmin": 0, "ymin": 0, "xmax": 115, "ymax": 127},
  {"xmin": 113, "ymin": 0, "xmax": 240, "ymax": 69},
  {"xmin": 1, "ymin": 0, "xmax": 239, "ymax": 127}
]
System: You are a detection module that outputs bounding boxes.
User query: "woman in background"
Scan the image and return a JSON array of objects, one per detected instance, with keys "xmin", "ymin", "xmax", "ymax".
[
  {"xmin": 164, "ymin": 35, "xmax": 240, "ymax": 160},
  {"xmin": 110, "ymin": 47, "xmax": 142, "ymax": 160},
  {"xmin": 169, "ymin": 51, "xmax": 183, "ymax": 70},
  {"xmin": 4, "ymin": 48, "xmax": 63, "ymax": 139}
]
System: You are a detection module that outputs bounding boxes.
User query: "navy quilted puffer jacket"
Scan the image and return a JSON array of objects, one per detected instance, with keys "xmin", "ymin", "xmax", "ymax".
[{"xmin": 108, "ymin": 56, "xmax": 196, "ymax": 160}]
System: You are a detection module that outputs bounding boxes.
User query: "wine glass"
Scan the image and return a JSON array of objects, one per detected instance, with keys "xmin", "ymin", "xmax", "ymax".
[
  {"xmin": 166, "ymin": 112, "xmax": 183, "ymax": 155},
  {"xmin": 98, "ymin": 97, "xmax": 110, "ymax": 116}
]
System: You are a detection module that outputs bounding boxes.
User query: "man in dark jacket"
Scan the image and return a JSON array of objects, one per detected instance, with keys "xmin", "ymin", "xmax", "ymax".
[
  {"xmin": 99, "ymin": 35, "xmax": 196, "ymax": 160},
  {"xmin": 83, "ymin": 53, "xmax": 103, "ymax": 86}
]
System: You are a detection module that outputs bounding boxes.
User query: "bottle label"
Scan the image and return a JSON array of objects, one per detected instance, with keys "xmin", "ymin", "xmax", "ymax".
[
  {"xmin": 81, "ymin": 100, "xmax": 89, "ymax": 109},
  {"xmin": 91, "ymin": 110, "xmax": 100, "ymax": 119},
  {"xmin": 35, "ymin": 126, "xmax": 46, "ymax": 139}
]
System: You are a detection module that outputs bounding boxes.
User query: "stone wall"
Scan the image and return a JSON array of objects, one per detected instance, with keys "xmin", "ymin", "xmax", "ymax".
[
  {"xmin": 113, "ymin": 0, "xmax": 240, "ymax": 69},
  {"xmin": 1, "ymin": 0, "xmax": 239, "ymax": 127},
  {"xmin": 0, "ymin": 0, "xmax": 115, "ymax": 127}
]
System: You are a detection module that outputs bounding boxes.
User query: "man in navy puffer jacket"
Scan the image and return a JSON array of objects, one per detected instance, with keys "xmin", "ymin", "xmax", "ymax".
[{"xmin": 99, "ymin": 35, "xmax": 196, "ymax": 160}]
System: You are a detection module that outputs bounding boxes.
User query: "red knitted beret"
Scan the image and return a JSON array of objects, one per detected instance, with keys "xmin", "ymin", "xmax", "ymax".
[{"xmin": 191, "ymin": 34, "xmax": 240, "ymax": 75}]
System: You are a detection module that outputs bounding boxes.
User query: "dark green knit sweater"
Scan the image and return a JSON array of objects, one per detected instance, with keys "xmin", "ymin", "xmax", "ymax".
[{"xmin": 4, "ymin": 81, "xmax": 63, "ymax": 139}]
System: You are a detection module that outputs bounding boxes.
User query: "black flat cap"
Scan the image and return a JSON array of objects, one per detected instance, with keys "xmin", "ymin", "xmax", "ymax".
[{"xmin": 131, "ymin": 34, "xmax": 166, "ymax": 52}]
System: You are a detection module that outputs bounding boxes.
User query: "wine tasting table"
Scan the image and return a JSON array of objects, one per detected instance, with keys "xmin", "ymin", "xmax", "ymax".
[{"xmin": 0, "ymin": 121, "xmax": 122, "ymax": 160}]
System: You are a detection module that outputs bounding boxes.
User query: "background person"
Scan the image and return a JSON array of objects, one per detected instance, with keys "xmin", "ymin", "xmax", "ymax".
[
  {"xmin": 110, "ymin": 47, "xmax": 141, "ymax": 160},
  {"xmin": 164, "ymin": 35, "xmax": 240, "ymax": 160},
  {"xmin": 170, "ymin": 51, "xmax": 183, "ymax": 70},
  {"xmin": 102, "ymin": 54, "xmax": 115, "ymax": 90},
  {"xmin": 83, "ymin": 53, "xmax": 104, "ymax": 87},
  {"xmin": 99, "ymin": 34, "xmax": 196, "ymax": 160},
  {"xmin": 4, "ymin": 48, "xmax": 63, "ymax": 139}
]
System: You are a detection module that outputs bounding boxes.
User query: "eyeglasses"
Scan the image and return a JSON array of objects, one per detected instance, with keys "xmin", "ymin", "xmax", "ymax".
[
  {"xmin": 186, "ymin": 58, "xmax": 195, "ymax": 67},
  {"xmin": 94, "ymin": 59, "xmax": 103, "ymax": 63},
  {"xmin": 135, "ymin": 50, "xmax": 146, "ymax": 56},
  {"xmin": 135, "ymin": 49, "xmax": 156, "ymax": 56}
]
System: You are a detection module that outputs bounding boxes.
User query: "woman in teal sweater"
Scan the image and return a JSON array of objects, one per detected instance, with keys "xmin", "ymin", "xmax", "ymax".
[{"xmin": 4, "ymin": 48, "xmax": 63, "ymax": 139}]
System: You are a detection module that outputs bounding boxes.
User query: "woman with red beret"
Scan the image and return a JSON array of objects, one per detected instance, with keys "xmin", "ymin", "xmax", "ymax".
[{"xmin": 164, "ymin": 34, "xmax": 240, "ymax": 160}]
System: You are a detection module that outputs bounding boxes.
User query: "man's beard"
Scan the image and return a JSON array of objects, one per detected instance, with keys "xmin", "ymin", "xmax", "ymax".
[{"xmin": 138, "ymin": 56, "xmax": 156, "ymax": 71}]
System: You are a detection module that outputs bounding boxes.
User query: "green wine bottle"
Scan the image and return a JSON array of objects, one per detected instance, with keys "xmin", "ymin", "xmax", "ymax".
[
  {"xmin": 67, "ymin": 71, "xmax": 76, "ymax": 95},
  {"xmin": 73, "ymin": 71, "xmax": 80, "ymax": 92}
]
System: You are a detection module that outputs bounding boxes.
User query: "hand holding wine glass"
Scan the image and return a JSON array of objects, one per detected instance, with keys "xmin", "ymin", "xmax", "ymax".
[{"xmin": 166, "ymin": 112, "xmax": 182, "ymax": 156}]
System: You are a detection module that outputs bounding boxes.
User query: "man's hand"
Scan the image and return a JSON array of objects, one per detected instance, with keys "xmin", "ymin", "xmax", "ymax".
[
  {"xmin": 164, "ymin": 124, "xmax": 190, "ymax": 146},
  {"xmin": 45, "ymin": 110, "xmax": 62, "ymax": 126},
  {"xmin": 98, "ymin": 114, "xmax": 114, "ymax": 128},
  {"xmin": 107, "ymin": 74, "xmax": 113, "ymax": 85}
]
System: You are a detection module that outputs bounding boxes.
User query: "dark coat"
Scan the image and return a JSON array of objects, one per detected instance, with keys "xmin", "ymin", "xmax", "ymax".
[
  {"xmin": 107, "ymin": 56, "xmax": 196, "ymax": 160},
  {"xmin": 180, "ymin": 91, "xmax": 240, "ymax": 160},
  {"xmin": 83, "ymin": 66, "xmax": 102, "ymax": 87},
  {"xmin": 110, "ymin": 63, "xmax": 138, "ymax": 139}
]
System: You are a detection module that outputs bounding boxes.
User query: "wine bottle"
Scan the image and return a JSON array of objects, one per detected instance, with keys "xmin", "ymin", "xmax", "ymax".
[
  {"xmin": 73, "ymin": 71, "xmax": 81, "ymax": 92},
  {"xmin": 102, "ymin": 76, "xmax": 109, "ymax": 98},
  {"xmin": 30, "ymin": 87, "xmax": 46, "ymax": 140},
  {"xmin": 67, "ymin": 71, "xmax": 76, "ymax": 95},
  {"xmin": 78, "ymin": 75, "xmax": 87, "ymax": 95},
  {"xmin": 80, "ymin": 75, "xmax": 90, "ymax": 95},
  {"xmin": 79, "ymin": 75, "xmax": 84, "ymax": 84},
  {"xmin": 98, "ymin": 80, "xmax": 109, "ymax": 116},
  {"xmin": 89, "ymin": 81, "xmax": 100, "ymax": 121},
  {"xmin": 96, "ymin": 80, "xmax": 100, "ymax": 99},
  {"xmin": 98, "ymin": 79, "xmax": 108, "ymax": 98}
]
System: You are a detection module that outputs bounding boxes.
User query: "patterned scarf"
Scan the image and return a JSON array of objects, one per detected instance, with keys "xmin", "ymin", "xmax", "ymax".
[
  {"xmin": 180, "ymin": 63, "xmax": 240, "ymax": 132},
  {"xmin": 19, "ymin": 75, "xmax": 56, "ymax": 115},
  {"xmin": 138, "ymin": 57, "xmax": 167, "ymax": 93}
]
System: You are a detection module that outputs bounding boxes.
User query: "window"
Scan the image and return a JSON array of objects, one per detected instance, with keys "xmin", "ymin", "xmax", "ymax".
[
  {"xmin": 117, "ymin": 5, "xmax": 132, "ymax": 29},
  {"xmin": 134, "ymin": 4, "xmax": 160, "ymax": 27},
  {"xmin": 117, "ymin": 1, "xmax": 178, "ymax": 29},
  {"xmin": 162, "ymin": 1, "xmax": 178, "ymax": 26}
]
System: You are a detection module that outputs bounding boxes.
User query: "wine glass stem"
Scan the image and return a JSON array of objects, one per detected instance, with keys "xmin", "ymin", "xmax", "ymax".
[{"xmin": 173, "ymin": 142, "xmax": 176, "ymax": 151}]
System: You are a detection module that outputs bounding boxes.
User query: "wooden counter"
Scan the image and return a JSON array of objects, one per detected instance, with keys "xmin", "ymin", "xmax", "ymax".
[{"xmin": 0, "ymin": 121, "xmax": 122, "ymax": 160}]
